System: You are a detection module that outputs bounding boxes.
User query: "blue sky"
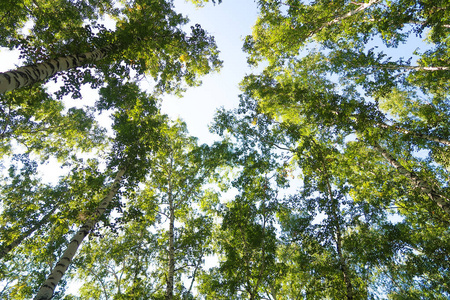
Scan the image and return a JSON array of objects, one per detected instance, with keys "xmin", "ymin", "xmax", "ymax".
[
  {"xmin": 0, "ymin": 0, "xmax": 259, "ymax": 144},
  {"xmin": 160, "ymin": 0, "xmax": 259, "ymax": 144},
  {"xmin": 0, "ymin": 0, "xmax": 431, "ymax": 145},
  {"xmin": 0, "ymin": 0, "xmax": 260, "ymax": 187}
]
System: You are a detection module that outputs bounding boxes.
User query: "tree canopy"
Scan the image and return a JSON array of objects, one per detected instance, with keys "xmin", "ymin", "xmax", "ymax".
[{"xmin": 0, "ymin": 0, "xmax": 449, "ymax": 299}]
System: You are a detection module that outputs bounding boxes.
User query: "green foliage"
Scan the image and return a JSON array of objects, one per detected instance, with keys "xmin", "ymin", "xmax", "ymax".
[
  {"xmin": 187, "ymin": 0, "xmax": 222, "ymax": 6},
  {"xmin": 0, "ymin": 85, "xmax": 106, "ymax": 161},
  {"xmin": 0, "ymin": 154, "xmax": 111, "ymax": 299},
  {"xmin": 69, "ymin": 120, "xmax": 221, "ymax": 299},
  {"xmin": 0, "ymin": 0, "xmax": 449, "ymax": 299}
]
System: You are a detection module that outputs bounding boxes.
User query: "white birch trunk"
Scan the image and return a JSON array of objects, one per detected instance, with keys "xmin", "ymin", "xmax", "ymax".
[
  {"xmin": 323, "ymin": 165, "xmax": 354, "ymax": 300},
  {"xmin": 376, "ymin": 64, "xmax": 449, "ymax": 71},
  {"xmin": 311, "ymin": 0, "xmax": 380, "ymax": 36},
  {"xmin": 333, "ymin": 208, "xmax": 354, "ymax": 300},
  {"xmin": 375, "ymin": 122, "xmax": 450, "ymax": 146},
  {"xmin": 165, "ymin": 199, "xmax": 175, "ymax": 300},
  {"xmin": 324, "ymin": 0, "xmax": 380, "ymax": 27},
  {"xmin": 34, "ymin": 167, "xmax": 126, "ymax": 300},
  {"xmin": 372, "ymin": 143, "xmax": 450, "ymax": 215},
  {"xmin": 0, "ymin": 45, "xmax": 113, "ymax": 94},
  {"xmin": 165, "ymin": 162, "xmax": 175, "ymax": 300}
]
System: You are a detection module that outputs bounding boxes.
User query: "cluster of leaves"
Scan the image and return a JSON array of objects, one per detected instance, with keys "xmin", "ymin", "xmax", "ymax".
[
  {"xmin": 0, "ymin": 0, "xmax": 449, "ymax": 299},
  {"xmin": 195, "ymin": 0, "xmax": 450, "ymax": 299},
  {"xmin": 0, "ymin": 0, "xmax": 224, "ymax": 299}
]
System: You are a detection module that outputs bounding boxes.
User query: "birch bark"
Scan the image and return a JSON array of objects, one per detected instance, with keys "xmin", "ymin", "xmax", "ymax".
[
  {"xmin": 335, "ymin": 109, "xmax": 450, "ymax": 146},
  {"xmin": 0, "ymin": 45, "xmax": 114, "ymax": 94},
  {"xmin": 165, "ymin": 196, "xmax": 175, "ymax": 300},
  {"xmin": 374, "ymin": 64, "xmax": 449, "ymax": 71},
  {"xmin": 321, "ymin": 154, "xmax": 354, "ymax": 300},
  {"xmin": 332, "ymin": 202, "xmax": 354, "ymax": 300},
  {"xmin": 374, "ymin": 122, "xmax": 450, "ymax": 147},
  {"xmin": 165, "ymin": 159, "xmax": 175, "ymax": 300},
  {"xmin": 311, "ymin": 0, "xmax": 380, "ymax": 36},
  {"xmin": 34, "ymin": 167, "xmax": 126, "ymax": 300},
  {"xmin": 372, "ymin": 143, "xmax": 450, "ymax": 215}
]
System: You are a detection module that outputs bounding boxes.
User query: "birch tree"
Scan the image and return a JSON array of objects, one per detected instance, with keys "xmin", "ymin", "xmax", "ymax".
[
  {"xmin": 69, "ymin": 120, "xmax": 223, "ymax": 299},
  {"xmin": 0, "ymin": 154, "xmax": 114, "ymax": 299},
  {"xmin": 31, "ymin": 81, "xmax": 166, "ymax": 299},
  {"xmin": 0, "ymin": 0, "xmax": 221, "ymax": 97},
  {"xmin": 208, "ymin": 69, "xmax": 450, "ymax": 298},
  {"xmin": 144, "ymin": 121, "xmax": 221, "ymax": 300}
]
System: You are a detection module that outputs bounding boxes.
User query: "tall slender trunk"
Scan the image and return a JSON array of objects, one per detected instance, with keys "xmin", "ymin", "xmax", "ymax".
[
  {"xmin": 165, "ymin": 159, "xmax": 175, "ymax": 300},
  {"xmin": 130, "ymin": 233, "xmax": 144, "ymax": 297},
  {"xmin": 324, "ymin": 0, "xmax": 380, "ymax": 26},
  {"xmin": 372, "ymin": 143, "xmax": 450, "ymax": 215},
  {"xmin": 0, "ymin": 44, "xmax": 114, "ymax": 94},
  {"xmin": 325, "ymin": 178, "xmax": 354, "ymax": 300},
  {"xmin": 165, "ymin": 198, "xmax": 175, "ymax": 300},
  {"xmin": 317, "ymin": 145, "xmax": 354, "ymax": 300},
  {"xmin": 0, "ymin": 206, "xmax": 57, "ymax": 259},
  {"xmin": 363, "ymin": 18, "xmax": 450, "ymax": 28},
  {"xmin": 334, "ymin": 219, "xmax": 354, "ymax": 300},
  {"xmin": 341, "ymin": 109, "xmax": 450, "ymax": 146},
  {"xmin": 251, "ymin": 196, "xmax": 268, "ymax": 300},
  {"xmin": 34, "ymin": 167, "xmax": 126, "ymax": 300},
  {"xmin": 186, "ymin": 254, "xmax": 202, "ymax": 297}
]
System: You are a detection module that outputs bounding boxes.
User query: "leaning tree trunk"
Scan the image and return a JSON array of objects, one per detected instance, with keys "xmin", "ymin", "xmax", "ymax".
[
  {"xmin": 375, "ymin": 64, "xmax": 449, "ymax": 71},
  {"xmin": 312, "ymin": 0, "xmax": 380, "ymax": 36},
  {"xmin": 0, "ymin": 44, "xmax": 114, "ymax": 94},
  {"xmin": 372, "ymin": 143, "xmax": 450, "ymax": 215},
  {"xmin": 374, "ymin": 121, "xmax": 450, "ymax": 146},
  {"xmin": 0, "ymin": 206, "xmax": 57, "ymax": 260},
  {"xmin": 34, "ymin": 167, "xmax": 126, "ymax": 300}
]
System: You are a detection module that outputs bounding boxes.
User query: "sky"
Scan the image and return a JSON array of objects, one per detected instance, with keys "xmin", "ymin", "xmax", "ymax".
[
  {"xmin": 0, "ymin": 0, "xmax": 259, "ymax": 145},
  {"xmin": 0, "ymin": 0, "xmax": 437, "ymax": 296},
  {"xmin": 0, "ymin": 0, "xmax": 259, "ymax": 186},
  {"xmin": 161, "ymin": 0, "xmax": 259, "ymax": 144},
  {"xmin": 0, "ymin": 3, "xmax": 260, "ymax": 293}
]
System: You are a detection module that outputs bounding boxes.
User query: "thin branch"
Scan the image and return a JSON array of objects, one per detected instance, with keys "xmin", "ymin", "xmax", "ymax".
[
  {"xmin": 87, "ymin": 267, "xmax": 110, "ymax": 300},
  {"xmin": 375, "ymin": 64, "xmax": 449, "ymax": 71},
  {"xmin": 311, "ymin": 0, "xmax": 381, "ymax": 36}
]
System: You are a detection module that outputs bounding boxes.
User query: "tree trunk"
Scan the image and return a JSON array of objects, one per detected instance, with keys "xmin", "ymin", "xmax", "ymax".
[
  {"xmin": 311, "ymin": 0, "xmax": 380, "ymax": 36},
  {"xmin": 165, "ymin": 185, "xmax": 175, "ymax": 300},
  {"xmin": 0, "ymin": 45, "xmax": 114, "ymax": 94},
  {"xmin": 375, "ymin": 64, "xmax": 449, "ymax": 71},
  {"xmin": 372, "ymin": 143, "xmax": 450, "ymax": 215},
  {"xmin": 0, "ymin": 206, "xmax": 57, "ymax": 259},
  {"xmin": 340, "ymin": 108, "xmax": 450, "ymax": 146},
  {"xmin": 331, "ymin": 108, "xmax": 450, "ymax": 147},
  {"xmin": 324, "ymin": 0, "xmax": 380, "ymax": 26},
  {"xmin": 318, "ymin": 149, "xmax": 354, "ymax": 300},
  {"xmin": 34, "ymin": 167, "xmax": 126, "ymax": 300},
  {"xmin": 375, "ymin": 122, "xmax": 450, "ymax": 146},
  {"xmin": 335, "ymin": 221, "xmax": 354, "ymax": 300},
  {"xmin": 326, "ymin": 178, "xmax": 354, "ymax": 300},
  {"xmin": 186, "ymin": 256, "xmax": 202, "ymax": 297}
]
